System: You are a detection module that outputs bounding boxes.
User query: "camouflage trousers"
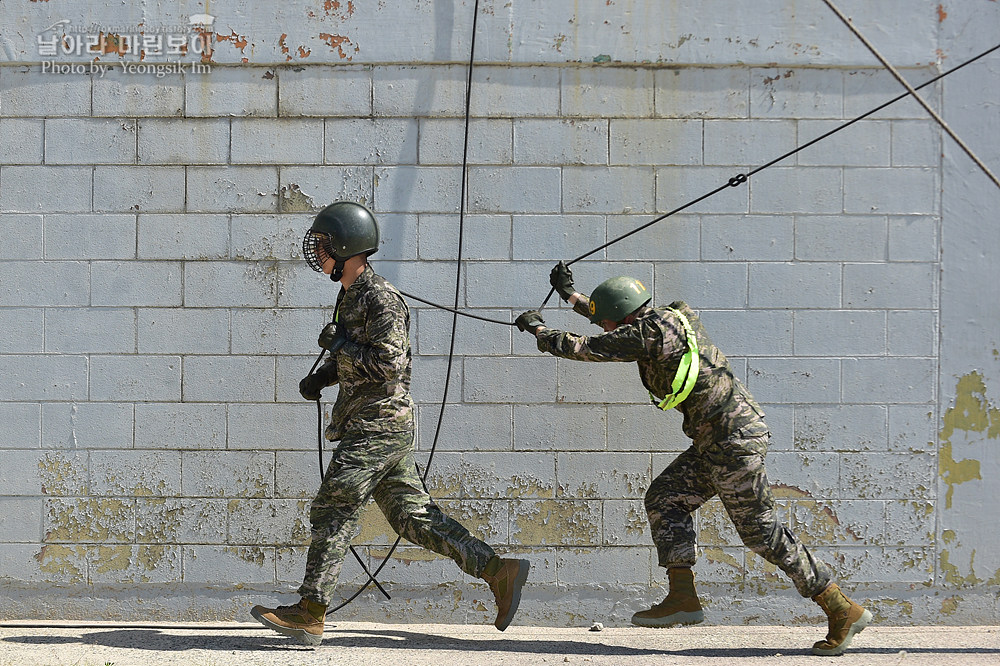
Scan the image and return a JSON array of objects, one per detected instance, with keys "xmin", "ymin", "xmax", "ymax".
[
  {"xmin": 645, "ymin": 421, "xmax": 832, "ymax": 598},
  {"xmin": 298, "ymin": 429, "xmax": 496, "ymax": 606}
]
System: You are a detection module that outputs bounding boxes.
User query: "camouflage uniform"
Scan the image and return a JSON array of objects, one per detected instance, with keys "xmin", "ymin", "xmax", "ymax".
[
  {"xmin": 534, "ymin": 297, "xmax": 832, "ymax": 598},
  {"xmin": 298, "ymin": 266, "xmax": 496, "ymax": 605}
]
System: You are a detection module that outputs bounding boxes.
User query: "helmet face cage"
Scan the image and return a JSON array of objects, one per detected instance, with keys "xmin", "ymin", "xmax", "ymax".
[{"xmin": 302, "ymin": 230, "xmax": 334, "ymax": 273}]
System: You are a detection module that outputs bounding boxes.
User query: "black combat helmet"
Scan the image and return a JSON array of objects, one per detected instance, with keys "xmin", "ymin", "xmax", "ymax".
[{"xmin": 302, "ymin": 201, "xmax": 380, "ymax": 274}]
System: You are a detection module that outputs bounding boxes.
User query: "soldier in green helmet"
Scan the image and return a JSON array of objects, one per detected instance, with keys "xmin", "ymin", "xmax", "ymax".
[
  {"xmin": 514, "ymin": 262, "xmax": 871, "ymax": 657},
  {"xmin": 251, "ymin": 201, "xmax": 529, "ymax": 646}
]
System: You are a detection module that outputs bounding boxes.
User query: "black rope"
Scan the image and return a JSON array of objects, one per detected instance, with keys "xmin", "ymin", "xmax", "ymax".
[
  {"xmin": 324, "ymin": 0, "xmax": 483, "ymax": 615},
  {"xmin": 535, "ymin": 41, "xmax": 1000, "ymax": 309}
]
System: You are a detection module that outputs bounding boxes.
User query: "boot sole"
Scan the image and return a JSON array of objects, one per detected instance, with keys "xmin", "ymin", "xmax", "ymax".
[
  {"xmin": 250, "ymin": 606, "xmax": 323, "ymax": 647},
  {"xmin": 631, "ymin": 610, "xmax": 705, "ymax": 628},
  {"xmin": 495, "ymin": 559, "xmax": 531, "ymax": 632},
  {"xmin": 811, "ymin": 608, "xmax": 872, "ymax": 656}
]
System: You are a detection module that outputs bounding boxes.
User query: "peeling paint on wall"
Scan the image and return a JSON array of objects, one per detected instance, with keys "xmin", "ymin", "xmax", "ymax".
[{"xmin": 938, "ymin": 372, "xmax": 993, "ymax": 508}]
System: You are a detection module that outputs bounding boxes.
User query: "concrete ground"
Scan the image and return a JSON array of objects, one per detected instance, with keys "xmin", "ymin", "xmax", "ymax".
[{"xmin": 0, "ymin": 622, "xmax": 998, "ymax": 666}]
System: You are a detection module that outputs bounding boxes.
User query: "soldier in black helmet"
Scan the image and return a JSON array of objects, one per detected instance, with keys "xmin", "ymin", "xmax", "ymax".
[
  {"xmin": 251, "ymin": 201, "xmax": 529, "ymax": 646},
  {"xmin": 514, "ymin": 262, "xmax": 871, "ymax": 657}
]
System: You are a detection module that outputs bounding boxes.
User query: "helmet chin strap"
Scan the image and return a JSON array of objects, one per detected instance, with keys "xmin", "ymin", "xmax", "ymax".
[{"xmin": 329, "ymin": 258, "xmax": 345, "ymax": 282}]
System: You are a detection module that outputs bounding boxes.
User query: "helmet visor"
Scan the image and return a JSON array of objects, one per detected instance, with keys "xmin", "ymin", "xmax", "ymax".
[{"xmin": 302, "ymin": 230, "xmax": 334, "ymax": 273}]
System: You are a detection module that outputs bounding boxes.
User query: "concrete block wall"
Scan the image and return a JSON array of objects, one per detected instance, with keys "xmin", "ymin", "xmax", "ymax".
[{"xmin": 1, "ymin": 1, "xmax": 998, "ymax": 626}]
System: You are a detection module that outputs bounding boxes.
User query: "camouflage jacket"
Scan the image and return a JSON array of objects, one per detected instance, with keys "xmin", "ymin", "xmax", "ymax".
[
  {"xmin": 324, "ymin": 265, "xmax": 415, "ymax": 440},
  {"xmin": 535, "ymin": 297, "xmax": 765, "ymax": 445}
]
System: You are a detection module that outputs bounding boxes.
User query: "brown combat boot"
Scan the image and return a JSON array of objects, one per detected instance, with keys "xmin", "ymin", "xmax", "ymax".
[
  {"xmin": 250, "ymin": 597, "xmax": 327, "ymax": 646},
  {"xmin": 480, "ymin": 556, "xmax": 530, "ymax": 631},
  {"xmin": 631, "ymin": 566, "xmax": 705, "ymax": 627},
  {"xmin": 811, "ymin": 582, "xmax": 872, "ymax": 656}
]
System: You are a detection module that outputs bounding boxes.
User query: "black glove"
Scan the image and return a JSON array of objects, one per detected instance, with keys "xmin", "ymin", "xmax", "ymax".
[
  {"xmin": 318, "ymin": 321, "xmax": 348, "ymax": 353},
  {"xmin": 550, "ymin": 261, "xmax": 575, "ymax": 301},
  {"xmin": 515, "ymin": 310, "xmax": 545, "ymax": 334},
  {"xmin": 299, "ymin": 373, "xmax": 327, "ymax": 400}
]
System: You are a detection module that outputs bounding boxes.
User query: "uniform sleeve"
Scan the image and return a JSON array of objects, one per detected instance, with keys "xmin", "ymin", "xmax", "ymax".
[
  {"xmin": 534, "ymin": 322, "xmax": 649, "ymax": 362},
  {"xmin": 571, "ymin": 292, "xmax": 593, "ymax": 319},
  {"xmin": 340, "ymin": 291, "xmax": 410, "ymax": 381}
]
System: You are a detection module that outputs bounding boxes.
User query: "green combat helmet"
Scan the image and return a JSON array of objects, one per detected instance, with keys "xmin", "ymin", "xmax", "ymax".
[
  {"xmin": 588, "ymin": 276, "xmax": 651, "ymax": 324},
  {"xmin": 302, "ymin": 201, "xmax": 380, "ymax": 280}
]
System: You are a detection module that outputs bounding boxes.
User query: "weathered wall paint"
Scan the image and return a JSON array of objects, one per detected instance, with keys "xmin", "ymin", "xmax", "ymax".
[{"xmin": 1, "ymin": 1, "xmax": 999, "ymax": 625}]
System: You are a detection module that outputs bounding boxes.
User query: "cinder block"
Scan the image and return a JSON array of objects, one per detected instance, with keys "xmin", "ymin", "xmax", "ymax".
[
  {"xmin": 273, "ymin": 262, "xmax": 340, "ymax": 308},
  {"xmin": 843, "ymin": 69, "xmax": 934, "ymax": 120},
  {"xmin": 228, "ymin": 499, "xmax": 309, "ymax": 546},
  {"xmin": 44, "ymin": 307, "xmax": 136, "ymax": 354},
  {"xmin": 45, "ymin": 213, "xmax": 137, "ymax": 260},
  {"xmin": 557, "ymin": 360, "xmax": 650, "ymax": 405},
  {"xmin": 93, "ymin": 73, "xmax": 185, "ymax": 117},
  {"xmin": 512, "ymin": 215, "xmax": 606, "ymax": 260},
  {"xmin": 750, "ymin": 68, "xmax": 844, "ymax": 119},
  {"xmin": 555, "ymin": 546, "xmax": 652, "ymax": 584},
  {"xmin": 186, "ymin": 166, "xmax": 279, "ymax": 213},
  {"xmin": 417, "ymin": 214, "xmax": 511, "ymax": 261},
  {"xmin": 376, "ymin": 166, "xmax": 465, "ymax": 213},
  {"xmin": 888, "ymin": 215, "xmax": 938, "ymax": 262},
  {"xmin": 0, "ymin": 68, "xmax": 91, "ymax": 117},
  {"xmin": 701, "ymin": 309, "xmax": 793, "ymax": 357},
  {"xmin": 463, "ymin": 356, "xmax": 557, "ymax": 404},
  {"xmin": 137, "ymin": 118, "xmax": 230, "ymax": 164},
  {"xmin": 372, "ymin": 212, "xmax": 418, "ymax": 261},
  {"xmin": 654, "ymin": 262, "xmax": 747, "ymax": 309},
  {"xmin": 704, "ymin": 119, "xmax": 796, "ymax": 167},
  {"xmin": 610, "ymin": 119, "xmax": 702, "ymax": 166},
  {"xmin": 0, "ymin": 308, "xmax": 43, "ymax": 354},
  {"xmin": 228, "ymin": 403, "xmax": 315, "ymax": 451},
  {"xmin": 463, "ymin": 261, "xmax": 550, "ymax": 309},
  {"xmin": 44, "ymin": 497, "xmax": 134, "ymax": 543},
  {"xmin": 184, "ymin": 261, "xmax": 277, "ymax": 307},
  {"xmin": 0, "ymin": 403, "xmax": 41, "ymax": 449},
  {"xmin": 515, "ymin": 119, "xmax": 608, "ymax": 165},
  {"xmin": 90, "ymin": 355, "xmax": 181, "ymax": 402},
  {"xmin": 231, "ymin": 118, "xmax": 324, "ymax": 165},
  {"xmin": 1, "ymin": 214, "xmax": 43, "ymax": 260},
  {"xmin": 231, "ymin": 308, "xmax": 318, "ymax": 355},
  {"xmin": 182, "ymin": 545, "xmax": 276, "ymax": 584},
  {"xmin": 0, "ymin": 498, "xmax": 43, "ymax": 542},
  {"xmin": 794, "ymin": 215, "xmax": 887, "ymax": 262},
  {"xmin": 797, "ymin": 119, "xmax": 891, "ymax": 167},
  {"xmin": 2, "ymin": 543, "xmax": 85, "ymax": 583},
  {"xmin": 325, "ymin": 118, "xmax": 418, "ymax": 165},
  {"xmin": 89, "ymin": 545, "xmax": 181, "ymax": 584},
  {"xmin": 279, "ymin": 66, "xmax": 371, "ymax": 117},
  {"xmin": 842, "ymin": 358, "xmax": 935, "ymax": 404},
  {"xmin": 275, "ymin": 451, "xmax": 317, "ymax": 499},
  {"xmin": 41, "ymin": 402, "xmax": 133, "ymax": 450},
  {"xmin": 840, "ymin": 452, "xmax": 935, "ymax": 500},
  {"xmin": 513, "ymin": 403, "xmax": 607, "ymax": 451},
  {"xmin": 655, "ymin": 67, "xmax": 750, "ymax": 119},
  {"xmin": 748, "ymin": 262, "xmax": 841, "ymax": 308},
  {"xmin": 745, "ymin": 359, "xmax": 841, "ymax": 404},
  {"xmin": 888, "ymin": 310, "xmax": 937, "ymax": 356},
  {"xmin": 607, "ymin": 404, "xmax": 689, "ymax": 452},
  {"xmin": 794, "ymin": 405, "xmax": 888, "ymax": 452},
  {"xmin": 44, "ymin": 119, "xmax": 137, "ymax": 165},
  {"xmin": 562, "ymin": 67, "xmax": 654, "ymax": 117},
  {"xmin": 891, "ymin": 120, "xmax": 940, "ymax": 167},
  {"xmin": 138, "ymin": 308, "xmax": 230, "ymax": 354},
  {"xmin": 749, "ymin": 167, "xmax": 843, "ymax": 214},
  {"xmin": 457, "ymin": 451, "xmax": 556, "ymax": 499},
  {"xmin": 603, "ymin": 500, "xmax": 651, "ymax": 546},
  {"xmin": 562, "ymin": 166, "xmax": 655, "ymax": 214},
  {"xmin": 470, "ymin": 67, "xmax": 560, "ymax": 118},
  {"xmin": 766, "ymin": 451, "xmax": 841, "ymax": 499},
  {"xmin": 789, "ymin": 499, "xmax": 884, "ymax": 546},
  {"xmin": 556, "ymin": 452, "xmax": 651, "ymax": 499},
  {"xmin": 510, "ymin": 499, "xmax": 602, "ymax": 546},
  {"xmin": 185, "ymin": 68, "xmax": 277, "ymax": 117},
  {"xmin": 792, "ymin": 310, "xmax": 886, "ymax": 356},
  {"xmin": 276, "ymin": 354, "xmax": 335, "ymax": 404},
  {"xmin": 415, "ymin": 308, "xmax": 511, "ymax": 356},
  {"xmin": 416, "ymin": 404, "xmax": 513, "ymax": 452},
  {"xmin": 702, "ymin": 214, "xmax": 794, "ymax": 261},
  {"xmin": 135, "ymin": 498, "xmax": 229, "ymax": 544},
  {"xmin": 230, "ymin": 213, "xmax": 312, "ymax": 261},
  {"xmin": 655, "ymin": 166, "xmax": 749, "ymax": 214},
  {"xmin": 0, "ymin": 355, "xmax": 88, "ymax": 401},
  {"xmin": 373, "ymin": 65, "xmax": 467, "ymax": 117},
  {"xmin": 843, "ymin": 262, "xmax": 936, "ymax": 308},
  {"xmin": 91, "ymin": 260, "xmax": 182, "ymax": 306},
  {"xmin": 134, "ymin": 403, "xmax": 226, "ymax": 450},
  {"xmin": 182, "ymin": 355, "xmax": 276, "ymax": 402},
  {"xmin": 762, "ymin": 404, "xmax": 793, "ymax": 451},
  {"xmin": 2, "ymin": 450, "xmax": 85, "ymax": 496},
  {"xmin": 90, "ymin": 450, "xmax": 181, "ymax": 497},
  {"xmin": 436, "ymin": 498, "xmax": 509, "ymax": 545},
  {"xmin": 606, "ymin": 214, "xmax": 700, "ymax": 262},
  {"xmin": 278, "ymin": 166, "xmax": 372, "ymax": 213},
  {"xmin": 888, "ymin": 405, "xmax": 936, "ymax": 452},
  {"xmin": 0, "ymin": 166, "xmax": 93, "ymax": 213},
  {"xmin": 373, "ymin": 259, "xmax": 467, "ymax": 309},
  {"xmin": 0, "ymin": 119, "xmax": 44, "ymax": 164},
  {"xmin": 137, "ymin": 213, "xmax": 228, "ymax": 260},
  {"xmin": 884, "ymin": 499, "xmax": 935, "ymax": 546},
  {"xmin": 419, "ymin": 119, "xmax": 513, "ymax": 165},
  {"xmin": 93, "ymin": 166, "xmax": 185, "ymax": 213},
  {"xmin": 844, "ymin": 168, "xmax": 937, "ymax": 215},
  {"xmin": 180, "ymin": 451, "xmax": 275, "ymax": 499}
]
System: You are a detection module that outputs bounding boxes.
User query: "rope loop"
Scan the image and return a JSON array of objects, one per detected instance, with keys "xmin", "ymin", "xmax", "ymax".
[{"xmin": 727, "ymin": 173, "xmax": 748, "ymax": 188}]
